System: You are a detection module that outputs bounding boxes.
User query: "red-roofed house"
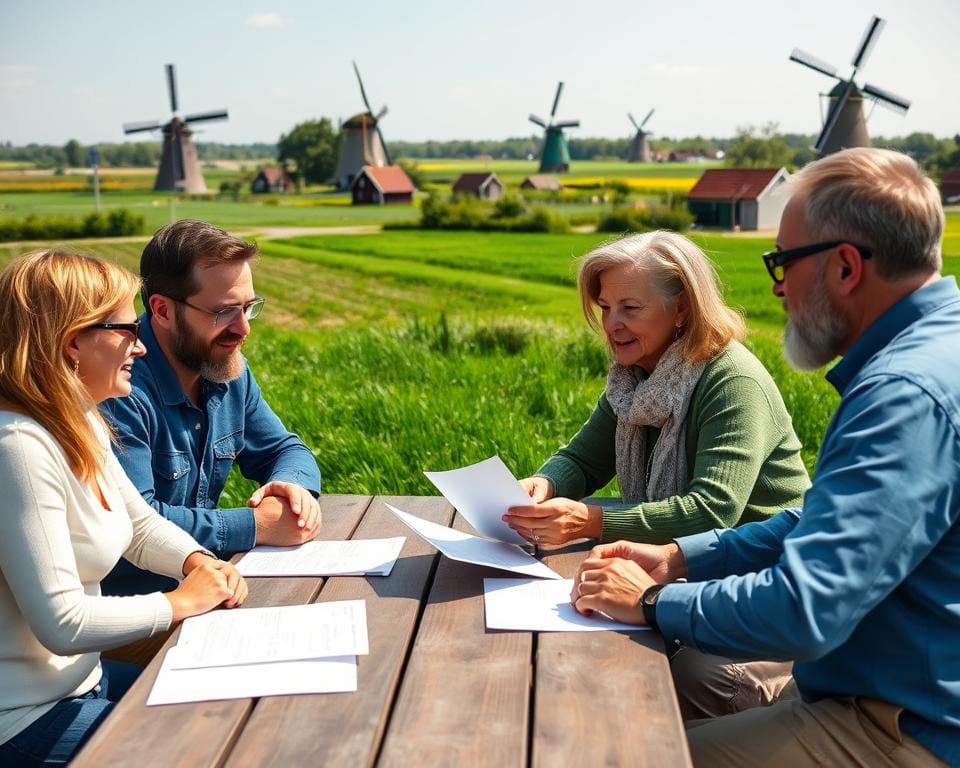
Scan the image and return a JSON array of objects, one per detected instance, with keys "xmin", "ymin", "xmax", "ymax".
[
  {"xmin": 452, "ymin": 172, "xmax": 504, "ymax": 200},
  {"xmin": 941, "ymin": 166, "xmax": 960, "ymax": 204},
  {"xmin": 686, "ymin": 167, "xmax": 790, "ymax": 230},
  {"xmin": 250, "ymin": 166, "xmax": 294, "ymax": 194},
  {"xmin": 351, "ymin": 165, "xmax": 415, "ymax": 205}
]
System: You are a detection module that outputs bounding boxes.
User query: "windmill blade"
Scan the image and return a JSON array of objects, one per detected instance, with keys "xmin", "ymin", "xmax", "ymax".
[
  {"xmin": 529, "ymin": 114, "xmax": 547, "ymax": 129},
  {"xmin": 165, "ymin": 64, "xmax": 178, "ymax": 114},
  {"xmin": 184, "ymin": 110, "xmax": 229, "ymax": 124},
  {"xmin": 628, "ymin": 112, "xmax": 640, "ymax": 131},
  {"xmin": 375, "ymin": 105, "xmax": 388, "ymax": 121},
  {"xmin": 640, "ymin": 108, "xmax": 655, "ymax": 129},
  {"xmin": 789, "ymin": 49, "xmax": 840, "ymax": 79},
  {"xmin": 815, "ymin": 79, "xmax": 855, "ymax": 154},
  {"xmin": 852, "ymin": 16, "xmax": 885, "ymax": 70},
  {"xmin": 863, "ymin": 83, "xmax": 911, "ymax": 114},
  {"xmin": 377, "ymin": 125, "xmax": 392, "ymax": 165},
  {"xmin": 123, "ymin": 120, "xmax": 163, "ymax": 134},
  {"xmin": 553, "ymin": 120, "xmax": 580, "ymax": 129},
  {"xmin": 352, "ymin": 61, "xmax": 374, "ymax": 115},
  {"xmin": 550, "ymin": 82, "xmax": 564, "ymax": 120}
]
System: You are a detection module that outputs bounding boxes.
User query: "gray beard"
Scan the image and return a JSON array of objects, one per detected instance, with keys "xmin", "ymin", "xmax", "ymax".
[
  {"xmin": 171, "ymin": 306, "xmax": 245, "ymax": 383},
  {"xmin": 783, "ymin": 265, "xmax": 850, "ymax": 371}
]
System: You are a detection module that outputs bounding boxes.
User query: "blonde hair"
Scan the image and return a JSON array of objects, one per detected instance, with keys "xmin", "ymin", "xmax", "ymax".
[
  {"xmin": 788, "ymin": 147, "xmax": 943, "ymax": 279},
  {"xmin": 578, "ymin": 231, "xmax": 745, "ymax": 363},
  {"xmin": 0, "ymin": 251, "xmax": 141, "ymax": 481}
]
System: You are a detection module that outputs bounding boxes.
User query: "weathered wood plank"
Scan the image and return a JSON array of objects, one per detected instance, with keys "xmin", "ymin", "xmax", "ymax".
[{"xmin": 225, "ymin": 496, "xmax": 453, "ymax": 767}]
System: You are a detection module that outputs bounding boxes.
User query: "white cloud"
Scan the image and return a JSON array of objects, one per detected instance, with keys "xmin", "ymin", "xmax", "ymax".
[
  {"xmin": 0, "ymin": 64, "xmax": 37, "ymax": 90},
  {"xmin": 246, "ymin": 12, "xmax": 286, "ymax": 28},
  {"xmin": 647, "ymin": 62, "xmax": 711, "ymax": 79}
]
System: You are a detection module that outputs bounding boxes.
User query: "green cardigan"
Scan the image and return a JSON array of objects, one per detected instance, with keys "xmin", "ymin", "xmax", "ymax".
[{"xmin": 536, "ymin": 341, "xmax": 810, "ymax": 544}]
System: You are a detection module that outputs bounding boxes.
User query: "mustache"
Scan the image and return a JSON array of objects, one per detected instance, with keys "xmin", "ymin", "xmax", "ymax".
[{"xmin": 214, "ymin": 330, "xmax": 246, "ymax": 345}]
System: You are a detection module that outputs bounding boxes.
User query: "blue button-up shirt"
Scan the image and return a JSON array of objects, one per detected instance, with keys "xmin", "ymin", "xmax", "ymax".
[
  {"xmin": 657, "ymin": 277, "xmax": 960, "ymax": 765},
  {"xmin": 100, "ymin": 314, "xmax": 321, "ymax": 596}
]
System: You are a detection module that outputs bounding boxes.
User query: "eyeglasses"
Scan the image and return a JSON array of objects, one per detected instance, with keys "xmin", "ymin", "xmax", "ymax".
[
  {"xmin": 86, "ymin": 320, "xmax": 141, "ymax": 342},
  {"xmin": 762, "ymin": 241, "xmax": 873, "ymax": 283},
  {"xmin": 170, "ymin": 296, "xmax": 265, "ymax": 326}
]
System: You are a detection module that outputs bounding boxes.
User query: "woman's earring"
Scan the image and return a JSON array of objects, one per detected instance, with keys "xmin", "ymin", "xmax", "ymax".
[
  {"xmin": 72, "ymin": 358, "xmax": 79, "ymax": 373},
  {"xmin": 674, "ymin": 321, "xmax": 684, "ymax": 340}
]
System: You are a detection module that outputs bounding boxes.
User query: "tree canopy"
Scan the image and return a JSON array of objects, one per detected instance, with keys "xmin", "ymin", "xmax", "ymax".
[{"xmin": 277, "ymin": 118, "xmax": 340, "ymax": 185}]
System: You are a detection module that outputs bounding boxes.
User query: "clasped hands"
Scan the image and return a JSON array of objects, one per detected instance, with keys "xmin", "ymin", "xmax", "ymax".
[
  {"xmin": 501, "ymin": 476, "xmax": 603, "ymax": 546},
  {"xmin": 249, "ymin": 480, "xmax": 322, "ymax": 546}
]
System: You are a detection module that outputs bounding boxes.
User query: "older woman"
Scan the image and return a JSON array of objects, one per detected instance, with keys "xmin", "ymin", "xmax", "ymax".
[
  {"xmin": 504, "ymin": 231, "xmax": 809, "ymax": 721},
  {"xmin": 0, "ymin": 251, "xmax": 247, "ymax": 766},
  {"xmin": 505, "ymin": 230, "xmax": 809, "ymax": 548}
]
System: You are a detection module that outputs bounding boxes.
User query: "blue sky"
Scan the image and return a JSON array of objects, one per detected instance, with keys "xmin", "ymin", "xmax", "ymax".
[{"xmin": 1, "ymin": 0, "xmax": 958, "ymax": 146}]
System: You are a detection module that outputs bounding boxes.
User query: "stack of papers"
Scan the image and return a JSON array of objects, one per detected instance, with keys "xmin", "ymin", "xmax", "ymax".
[
  {"xmin": 147, "ymin": 600, "xmax": 369, "ymax": 705},
  {"xmin": 235, "ymin": 538, "xmax": 405, "ymax": 577}
]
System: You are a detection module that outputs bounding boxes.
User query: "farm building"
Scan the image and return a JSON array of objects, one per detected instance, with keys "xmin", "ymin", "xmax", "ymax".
[
  {"xmin": 452, "ymin": 172, "xmax": 504, "ymax": 200},
  {"xmin": 250, "ymin": 166, "xmax": 294, "ymax": 194},
  {"xmin": 941, "ymin": 166, "xmax": 960, "ymax": 204},
  {"xmin": 520, "ymin": 174, "xmax": 562, "ymax": 192},
  {"xmin": 686, "ymin": 167, "xmax": 791, "ymax": 231},
  {"xmin": 350, "ymin": 165, "xmax": 415, "ymax": 205}
]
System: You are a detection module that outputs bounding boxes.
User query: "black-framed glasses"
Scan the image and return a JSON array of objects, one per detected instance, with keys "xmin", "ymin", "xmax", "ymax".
[
  {"xmin": 170, "ymin": 296, "xmax": 265, "ymax": 326},
  {"xmin": 762, "ymin": 241, "xmax": 873, "ymax": 283},
  {"xmin": 86, "ymin": 320, "xmax": 141, "ymax": 343}
]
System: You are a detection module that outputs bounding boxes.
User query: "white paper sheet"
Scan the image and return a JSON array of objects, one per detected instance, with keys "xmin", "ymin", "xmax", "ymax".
[
  {"xmin": 235, "ymin": 537, "xmax": 405, "ymax": 577},
  {"xmin": 385, "ymin": 503, "xmax": 562, "ymax": 580},
  {"xmin": 483, "ymin": 578, "xmax": 650, "ymax": 632},
  {"xmin": 170, "ymin": 600, "xmax": 369, "ymax": 670},
  {"xmin": 424, "ymin": 456, "xmax": 531, "ymax": 545},
  {"xmin": 147, "ymin": 647, "xmax": 357, "ymax": 705}
]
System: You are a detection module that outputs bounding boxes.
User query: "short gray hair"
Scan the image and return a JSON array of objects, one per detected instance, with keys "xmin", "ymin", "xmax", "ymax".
[{"xmin": 788, "ymin": 147, "xmax": 943, "ymax": 279}]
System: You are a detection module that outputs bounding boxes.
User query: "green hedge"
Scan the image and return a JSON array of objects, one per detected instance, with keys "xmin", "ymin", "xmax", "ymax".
[
  {"xmin": 0, "ymin": 209, "xmax": 146, "ymax": 242},
  {"xmin": 596, "ymin": 204, "xmax": 694, "ymax": 234}
]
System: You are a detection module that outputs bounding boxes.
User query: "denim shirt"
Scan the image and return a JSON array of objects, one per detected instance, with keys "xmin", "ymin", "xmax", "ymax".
[
  {"xmin": 656, "ymin": 277, "xmax": 960, "ymax": 766},
  {"xmin": 100, "ymin": 315, "xmax": 321, "ymax": 596}
]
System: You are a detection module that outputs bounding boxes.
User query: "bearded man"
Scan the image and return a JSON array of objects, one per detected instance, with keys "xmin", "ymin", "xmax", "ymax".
[{"xmin": 101, "ymin": 220, "xmax": 322, "ymax": 597}]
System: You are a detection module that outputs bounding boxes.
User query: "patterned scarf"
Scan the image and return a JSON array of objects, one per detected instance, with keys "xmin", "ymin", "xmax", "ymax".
[{"xmin": 605, "ymin": 340, "xmax": 708, "ymax": 503}]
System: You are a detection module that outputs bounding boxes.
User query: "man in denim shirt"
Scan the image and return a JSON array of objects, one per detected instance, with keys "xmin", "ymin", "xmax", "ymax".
[
  {"xmin": 102, "ymin": 221, "xmax": 321, "ymax": 597},
  {"xmin": 570, "ymin": 148, "xmax": 958, "ymax": 766}
]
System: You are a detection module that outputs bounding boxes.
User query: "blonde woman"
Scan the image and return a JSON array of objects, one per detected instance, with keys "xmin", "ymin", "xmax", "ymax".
[
  {"xmin": 0, "ymin": 251, "xmax": 247, "ymax": 766},
  {"xmin": 504, "ymin": 231, "xmax": 809, "ymax": 719}
]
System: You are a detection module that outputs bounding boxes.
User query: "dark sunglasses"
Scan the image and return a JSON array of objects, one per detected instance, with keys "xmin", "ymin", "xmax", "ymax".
[
  {"xmin": 762, "ymin": 241, "xmax": 873, "ymax": 283},
  {"xmin": 86, "ymin": 320, "xmax": 141, "ymax": 343}
]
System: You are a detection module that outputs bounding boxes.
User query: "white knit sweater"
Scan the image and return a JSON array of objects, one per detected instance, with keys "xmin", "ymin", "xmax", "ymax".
[{"xmin": 0, "ymin": 411, "xmax": 202, "ymax": 744}]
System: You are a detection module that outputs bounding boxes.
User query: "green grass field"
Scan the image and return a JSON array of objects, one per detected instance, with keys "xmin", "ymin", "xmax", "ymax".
[{"xmin": 3, "ymin": 213, "xmax": 957, "ymax": 504}]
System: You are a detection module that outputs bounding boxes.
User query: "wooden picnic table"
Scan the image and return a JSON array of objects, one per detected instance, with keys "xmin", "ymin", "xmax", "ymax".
[{"xmin": 73, "ymin": 495, "xmax": 691, "ymax": 767}]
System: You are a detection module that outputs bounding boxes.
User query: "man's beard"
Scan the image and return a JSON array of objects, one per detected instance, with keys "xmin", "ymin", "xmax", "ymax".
[
  {"xmin": 172, "ymin": 307, "xmax": 246, "ymax": 383},
  {"xmin": 783, "ymin": 261, "xmax": 850, "ymax": 371}
]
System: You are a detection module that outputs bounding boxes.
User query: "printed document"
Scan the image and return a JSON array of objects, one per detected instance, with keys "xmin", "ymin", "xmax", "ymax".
[
  {"xmin": 483, "ymin": 578, "xmax": 650, "ymax": 632},
  {"xmin": 236, "ymin": 537, "xmax": 405, "ymax": 577},
  {"xmin": 386, "ymin": 503, "xmax": 561, "ymax": 580}
]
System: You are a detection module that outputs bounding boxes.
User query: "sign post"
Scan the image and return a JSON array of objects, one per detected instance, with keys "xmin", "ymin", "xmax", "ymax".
[{"xmin": 88, "ymin": 146, "xmax": 101, "ymax": 212}]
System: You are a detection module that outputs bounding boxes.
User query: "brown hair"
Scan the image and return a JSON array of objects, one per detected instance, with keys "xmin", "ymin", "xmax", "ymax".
[
  {"xmin": 0, "ymin": 251, "xmax": 141, "ymax": 481},
  {"xmin": 578, "ymin": 230, "xmax": 745, "ymax": 363}
]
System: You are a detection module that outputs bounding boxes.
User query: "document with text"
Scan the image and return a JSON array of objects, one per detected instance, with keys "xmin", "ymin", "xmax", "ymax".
[
  {"xmin": 235, "ymin": 537, "xmax": 405, "ymax": 577},
  {"xmin": 386, "ymin": 503, "xmax": 562, "ymax": 580},
  {"xmin": 170, "ymin": 600, "xmax": 369, "ymax": 670},
  {"xmin": 424, "ymin": 456, "xmax": 531, "ymax": 545},
  {"xmin": 483, "ymin": 577, "xmax": 651, "ymax": 632}
]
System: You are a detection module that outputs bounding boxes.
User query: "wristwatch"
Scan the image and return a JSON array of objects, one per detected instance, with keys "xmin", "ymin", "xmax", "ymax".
[{"xmin": 641, "ymin": 584, "xmax": 666, "ymax": 630}]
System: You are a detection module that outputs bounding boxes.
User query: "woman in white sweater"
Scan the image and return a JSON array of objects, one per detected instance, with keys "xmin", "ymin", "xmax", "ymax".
[{"xmin": 0, "ymin": 251, "xmax": 248, "ymax": 766}]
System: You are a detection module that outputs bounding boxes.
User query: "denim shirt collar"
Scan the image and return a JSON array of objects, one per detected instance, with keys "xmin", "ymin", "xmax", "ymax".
[
  {"xmin": 826, "ymin": 276, "xmax": 960, "ymax": 396},
  {"xmin": 139, "ymin": 312, "xmax": 228, "ymax": 407}
]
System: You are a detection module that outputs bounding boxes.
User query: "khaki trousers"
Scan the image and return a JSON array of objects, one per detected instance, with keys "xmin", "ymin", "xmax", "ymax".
[{"xmin": 686, "ymin": 696, "xmax": 946, "ymax": 767}]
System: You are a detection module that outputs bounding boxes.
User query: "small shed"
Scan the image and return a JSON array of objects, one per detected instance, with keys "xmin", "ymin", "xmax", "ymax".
[
  {"xmin": 351, "ymin": 165, "xmax": 415, "ymax": 205},
  {"xmin": 520, "ymin": 174, "xmax": 562, "ymax": 192},
  {"xmin": 251, "ymin": 166, "xmax": 294, "ymax": 194},
  {"xmin": 686, "ymin": 167, "xmax": 791, "ymax": 231},
  {"xmin": 452, "ymin": 172, "xmax": 504, "ymax": 200},
  {"xmin": 940, "ymin": 165, "xmax": 960, "ymax": 204}
]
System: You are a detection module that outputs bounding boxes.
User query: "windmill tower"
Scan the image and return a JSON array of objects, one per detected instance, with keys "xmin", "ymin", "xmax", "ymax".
[
  {"xmin": 627, "ymin": 109, "xmax": 655, "ymax": 163},
  {"xmin": 122, "ymin": 64, "xmax": 228, "ymax": 193},
  {"xmin": 335, "ymin": 62, "xmax": 391, "ymax": 190},
  {"xmin": 790, "ymin": 16, "xmax": 911, "ymax": 156},
  {"xmin": 529, "ymin": 82, "xmax": 580, "ymax": 173}
]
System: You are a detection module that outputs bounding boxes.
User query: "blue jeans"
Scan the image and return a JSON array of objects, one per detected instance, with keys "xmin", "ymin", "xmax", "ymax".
[{"xmin": 0, "ymin": 660, "xmax": 142, "ymax": 766}]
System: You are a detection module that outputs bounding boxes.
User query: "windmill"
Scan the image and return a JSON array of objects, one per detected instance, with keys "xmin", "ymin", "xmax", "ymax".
[
  {"xmin": 627, "ymin": 109, "xmax": 655, "ymax": 163},
  {"xmin": 790, "ymin": 16, "xmax": 911, "ymax": 156},
  {"xmin": 335, "ymin": 62, "xmax": 391, "ymax": 190},
  {"xmin": 529, "ymin": 82, "xmax": 580, "ymax": 173},
  {"xmin": 122, "ymin": 64, "xmax": 228, "ymax": 193}
]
